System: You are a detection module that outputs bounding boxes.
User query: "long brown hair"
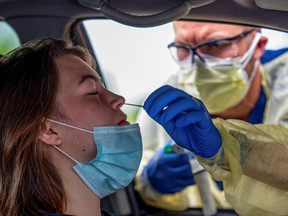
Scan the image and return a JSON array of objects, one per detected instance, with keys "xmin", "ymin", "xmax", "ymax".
[{"xmin": 0, "ymin": 38, "xmax": 93, "ymax": 215}]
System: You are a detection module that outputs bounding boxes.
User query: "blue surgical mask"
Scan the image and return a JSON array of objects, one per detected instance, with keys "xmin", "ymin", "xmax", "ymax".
[{"xmin": 47, "ymin": 119, "xmax": 143, "ymax": 198}]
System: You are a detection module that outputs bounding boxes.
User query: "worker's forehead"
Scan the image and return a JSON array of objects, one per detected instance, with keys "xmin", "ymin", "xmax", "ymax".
[{"xmin": 174, "ymin": 21, "xmax": 251, "ymax": 33}]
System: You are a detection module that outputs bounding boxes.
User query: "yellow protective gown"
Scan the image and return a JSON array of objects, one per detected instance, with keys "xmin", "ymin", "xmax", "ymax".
[
  {"xmin": 199, "ymin": 118, "xmax": 288, "ymax": 216},
  {"xmin": 135, "ymin": 52, "xmax": 288, "ymax": 213}
]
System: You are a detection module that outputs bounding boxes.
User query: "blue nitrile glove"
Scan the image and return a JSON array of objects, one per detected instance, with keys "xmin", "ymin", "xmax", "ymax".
[
  {"xmin": 144, "ymin": 85, "xmax": 222, "ymax": 158},
  {"xmin": 144, "ymin": 143, "xmax": 195, "ymax": 194}
]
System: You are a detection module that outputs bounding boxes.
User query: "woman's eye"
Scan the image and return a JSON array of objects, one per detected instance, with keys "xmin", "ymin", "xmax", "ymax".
[{"xmin": 88, "ymin": 92, "xmax": 98, "ymax": 95}]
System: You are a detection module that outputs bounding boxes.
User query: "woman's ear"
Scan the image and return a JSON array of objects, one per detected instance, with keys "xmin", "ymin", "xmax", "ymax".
[
  {"xmin": 254, "ymin": 35, "xmax": 268, "ymax": 59},
  {"xmin": 39, "ymin": 121, "xmax": 62, "ymax": 146}
]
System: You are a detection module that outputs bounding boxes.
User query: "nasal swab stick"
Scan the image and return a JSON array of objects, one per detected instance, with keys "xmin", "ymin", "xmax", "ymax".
[{"xmin": 124, "ymin": 103, "xmax": 143, "ymax": 108}]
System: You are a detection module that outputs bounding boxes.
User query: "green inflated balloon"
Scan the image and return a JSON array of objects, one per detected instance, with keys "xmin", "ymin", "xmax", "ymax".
[{"xmin": 0, "ymin": 21, "xmax": 21, "ymax": 55}]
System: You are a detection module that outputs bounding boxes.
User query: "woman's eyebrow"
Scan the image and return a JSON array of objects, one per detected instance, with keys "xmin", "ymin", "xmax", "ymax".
[{"xmin": 78, "ymin": 74, "xmax": 99, "ymax": 85}]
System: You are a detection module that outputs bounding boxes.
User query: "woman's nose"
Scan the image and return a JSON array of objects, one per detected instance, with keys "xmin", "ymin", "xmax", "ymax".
[{"xmin": 108, "ymin": 91, "xmax": 125, "ymax": 110}]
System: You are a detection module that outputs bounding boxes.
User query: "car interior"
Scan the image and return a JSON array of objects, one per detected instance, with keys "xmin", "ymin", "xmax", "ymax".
[{"xmin": 1, "ymin": 0, "xmax": 288, "ymax": 215}]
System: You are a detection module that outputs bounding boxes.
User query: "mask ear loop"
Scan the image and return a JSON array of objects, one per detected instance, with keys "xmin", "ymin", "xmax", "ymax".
[
  {"xmin": 46, "ymin": 118, "xmax": 94, "ymax": 164},
  {"xmin": 53, "ymin": 145, "xmax": 80, "ymax": 164},
  {"xmin": 241, "ymin": 32, "xmax": 262, "ymax": 68},
  {"xmin": 46, "ymin": 119, "xmax": 94, "ymax": 134},
  {"xmin": 248, "ymin": 59, "xmax": 260, "ymax": 82}
]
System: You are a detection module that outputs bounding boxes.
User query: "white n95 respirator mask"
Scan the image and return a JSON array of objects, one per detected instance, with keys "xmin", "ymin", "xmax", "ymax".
[{"xmin": 178, "ymin": 33, "xmax": 262, "ymax": 114}]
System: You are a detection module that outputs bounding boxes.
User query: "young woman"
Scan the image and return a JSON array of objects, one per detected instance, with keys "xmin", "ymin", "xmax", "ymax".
[{"xmin": 0, "ymin": 38, "xmax": 142, "ymax": 216}]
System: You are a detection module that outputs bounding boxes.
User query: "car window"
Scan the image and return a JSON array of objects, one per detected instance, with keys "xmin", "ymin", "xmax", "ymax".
[
  {"xmin": 83, "ymin": 19, "xmax": 178, "ymax": 122},
  {"xmin": 0, "ymin": 21, "xmax": 21, "ymax": 55},
  {"xmin": 262, "ymin": 28, "xmax": 288, "ymax": 50},
  {"xmin": 83, "ymin": 19, "xmax": 288, "ymax": 122}
]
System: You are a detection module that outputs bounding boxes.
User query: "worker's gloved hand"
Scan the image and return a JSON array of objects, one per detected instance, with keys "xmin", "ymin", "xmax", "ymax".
[
  {"xmin": 144, "ymin": 143, "xmax": 195, "ymax": 194},
  {"xmin": 144, "ymin": 85, "xmax": 222, "ymax": 158}
]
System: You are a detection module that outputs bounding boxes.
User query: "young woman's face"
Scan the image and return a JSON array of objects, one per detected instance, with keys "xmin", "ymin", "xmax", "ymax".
[{"xmin": 51, "ymin": 55, "xmax": 128, "ymax": 162}]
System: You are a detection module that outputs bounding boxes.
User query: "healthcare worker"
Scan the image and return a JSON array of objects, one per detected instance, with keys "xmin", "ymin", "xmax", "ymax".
[
  {"xmin": 135, "ymin": 21, "xmax": 288, "ymax": 212},
  {"xmin": 143, "ymin": 84, "xmax": 288, "ymax": 216},
  {"xmin": 0, "ymin": 21, "xmax": 21, "ymax": 55}
]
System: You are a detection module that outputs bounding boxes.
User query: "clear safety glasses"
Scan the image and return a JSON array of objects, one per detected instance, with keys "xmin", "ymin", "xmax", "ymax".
[{"xmin": 168, "ymin": 29, "xmax": 255, "ymax": 66}]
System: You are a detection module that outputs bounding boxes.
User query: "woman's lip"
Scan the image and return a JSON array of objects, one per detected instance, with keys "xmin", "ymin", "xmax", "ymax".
[{"xmin": 118, "ymin": 120, "xmax": 130, "ymax": 126}]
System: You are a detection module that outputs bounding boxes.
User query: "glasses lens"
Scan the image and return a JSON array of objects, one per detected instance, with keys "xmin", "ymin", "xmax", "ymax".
[
  {"xmin": 198, "ymin": 40, "xmax": 239, "ymax": 58},
  {"xmin": 169, "ymin": 45, "xmax": 192, "ymax": 63},
  {"xmin": 197, "ymin": 30, "xmax": 254, "ymax": 58}
]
